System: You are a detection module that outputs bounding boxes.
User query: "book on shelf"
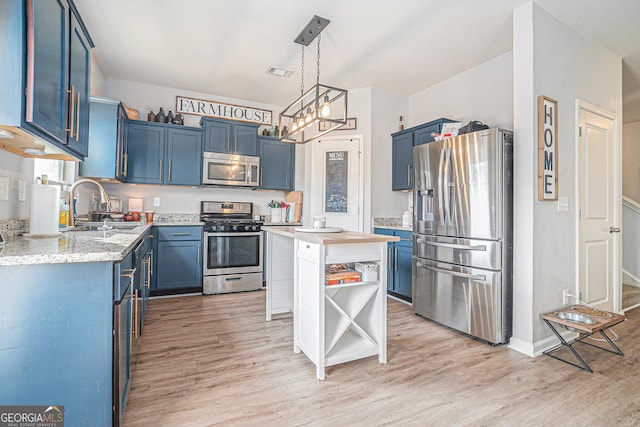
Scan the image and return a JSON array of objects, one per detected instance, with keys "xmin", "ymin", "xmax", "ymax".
[{"xmin": 326, "ymin": 277, "xmax": 362, "ymax": 285}]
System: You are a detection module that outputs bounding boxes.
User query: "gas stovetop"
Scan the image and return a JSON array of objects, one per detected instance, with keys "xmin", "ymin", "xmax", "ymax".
[{"xmin": 200, "ymin": 201, "xmax": 261, "ymax": 232}]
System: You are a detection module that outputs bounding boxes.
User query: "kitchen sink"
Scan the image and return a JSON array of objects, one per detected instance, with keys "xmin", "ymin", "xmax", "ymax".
[{"xmin": 73, "ymin": 221, "xmax": 142, "ymax": 231}]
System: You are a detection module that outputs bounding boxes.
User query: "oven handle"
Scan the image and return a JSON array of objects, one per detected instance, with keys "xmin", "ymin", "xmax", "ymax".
[{"xmin": 204, "ymin": 231, "xmax": 263, "ymax": 237}]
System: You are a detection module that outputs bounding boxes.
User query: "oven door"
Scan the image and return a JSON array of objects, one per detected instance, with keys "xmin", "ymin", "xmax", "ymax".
[{"xmin": 203, "ymin": 231, "xmax": 263, "ymax": 275}]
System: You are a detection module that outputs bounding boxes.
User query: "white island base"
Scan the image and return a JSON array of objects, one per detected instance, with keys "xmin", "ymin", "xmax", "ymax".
[{"xmin": 263, "ymin": 227, "xmax": 398, "ymax": 380}]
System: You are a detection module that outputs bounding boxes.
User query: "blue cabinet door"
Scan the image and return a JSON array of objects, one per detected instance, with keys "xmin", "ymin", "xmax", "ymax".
[
  {"xmin": 156, "ymin": 240, "xmax": 202, "ymax": 290},
  {"xmin": 394, "ymin": 244, "xmax": 413, "ymax": 299},
  {"xmin": 26, "ymin": 0, "xmax": 70, "ymax": 144},
  {"xmin": 165, "ymin": 127, "xmax": 202, "ymax": 185},
  {"xmin": 127, "ymin": 121, "xmax": 165, "ymax": 184},
  {"xmin": 392, "ymin": 132, "xmax": 413, "ymax": 190},
  {"xmin": 116, "ymin": 103, "xmax": 128, "ymax": 181},
  {"xmin": 233, "ymin": 123, "xmax": 259, "ymax": 156},
  {"xmin": 66, "ymin": 7, "xmax": 91, "ymax": 157},
  {"xmin": 202, "ymin": 119, "xmax": 231, "ymax": 152},
  {"xmin": 414, "ymin": 123, "xmax": 440, "ymax": 146},
  {"xmin": 80, "ymin": 98, "xmax": 121, "ymax": 179},
  {"xmin": 259, "ymin": 136, "xmax": 295, "ymax": 190}
]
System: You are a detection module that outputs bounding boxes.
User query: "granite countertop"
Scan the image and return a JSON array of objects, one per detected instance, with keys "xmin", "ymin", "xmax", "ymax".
[
  {"xmin": 263, "ymin": 226, "xmax": 399, "ymax": 245},
  {"xmin": 372, "ymin": 217, "xmax": 413, "ymax": 232},
  {"xmin": 0, "ymin": 217, "xmax": 205, "ymax": 267}
]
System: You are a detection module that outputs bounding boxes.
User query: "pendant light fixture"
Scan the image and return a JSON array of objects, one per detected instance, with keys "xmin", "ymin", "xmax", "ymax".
[{"xmin": 278, "ymin": 15, "xmax": 348, "ymax": 144}]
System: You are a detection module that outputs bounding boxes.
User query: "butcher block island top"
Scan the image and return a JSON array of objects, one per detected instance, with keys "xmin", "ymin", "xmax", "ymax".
[{"xmin": 262, "ymin": 226, "xmax": 400, "ymax": 245}]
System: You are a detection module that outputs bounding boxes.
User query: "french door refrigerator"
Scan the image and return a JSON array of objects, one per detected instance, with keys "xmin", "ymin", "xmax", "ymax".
[{"xmin": 412, "ymin": 128, "xmax": 513, "ymax": 344}]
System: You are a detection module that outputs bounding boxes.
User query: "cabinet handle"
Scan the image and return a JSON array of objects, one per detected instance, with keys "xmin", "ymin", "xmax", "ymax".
[
  {"xmin": 260, "ymin": 169, "xmax": 263, "ymax": 186},
  {"xmin": 132, "ymin": 289, "xmax": 138, "ymax": 339},
  {"xmin": 121, "ymin": 268, "xmax": 136, "ymax": 279},
  {"xmin": 407, "ymin": 164, "xmax": 411, "ymax": 185},
  {"xmin": 75, "ymin": 91, "xmax": 80, "ymax": 141},
  {"xmin": 388, "ymin": 246, "xmax": 392, "ymax": 270},
  {"xmin": 172, "ymin": 232, "xmax": 191, "ymax": 236},
  {"xmin": 234, "ymin": 136, "xmax": 238, "ymax": 152},
  {"xmin": 159, "ymin": 160, "xmax": 163, "ymax": 180},
  {"xmin": 123, "ymin": 153, "xmax": 128, "ymax": 177},
  {"xmin": 197, "ymin": 243, "xmax": 201, "ymax": 266},
  {"xmin": 149, "ymin": 249, "xmax": 153, "ymax": 277},
  {"xmin": 168, "ymin": 161, "xmax": 172, "ymax": 182},
  {"xmin": 65, "ymin": 85, "xmax": 76, "ymax": 136},
  {"xmin": 227, "ymin": 135, "xmax": 231, "ymax": 152},
  {"xmin": 394, "ymin": 248, "xmax": 398, "ymax": 271}
]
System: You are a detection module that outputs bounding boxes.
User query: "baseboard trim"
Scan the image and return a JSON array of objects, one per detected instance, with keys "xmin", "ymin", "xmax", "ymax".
[{"xmin": 509, "ymin": 329, "xmax": 578, "ymax": 357}]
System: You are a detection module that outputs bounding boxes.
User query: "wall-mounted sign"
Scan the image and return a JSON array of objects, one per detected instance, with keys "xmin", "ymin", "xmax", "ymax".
[
  {"xmin": 538, "ymin": 95, "xmax": 558, "ymax": 201},
  {"xmin": 175, "ymin": 96, "xmax": 272, "ymax": 125}
]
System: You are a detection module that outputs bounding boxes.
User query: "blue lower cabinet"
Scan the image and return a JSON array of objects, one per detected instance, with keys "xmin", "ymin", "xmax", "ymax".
[
  {"xmin": 374, "ymin": 228, "xmax": 413, "ymax": 301},
  {"xmin": 152, "ymin": 226, "xmax": 203, "ymax": 294}
]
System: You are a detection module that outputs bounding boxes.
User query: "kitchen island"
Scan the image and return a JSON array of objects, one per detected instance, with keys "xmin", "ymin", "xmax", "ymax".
[{"xmin": 263, "ymin": 226, "xmax": 399, "ymax": 380}]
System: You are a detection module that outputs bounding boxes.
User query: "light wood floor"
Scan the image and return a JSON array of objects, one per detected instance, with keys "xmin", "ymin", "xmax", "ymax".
[
  {"xmin": 124, "ymin": 291, "xmax": 640, "ymax": 426},
  {"xmin": 623, "ymin": 284, "xmax": 640, "ymax": 310}
]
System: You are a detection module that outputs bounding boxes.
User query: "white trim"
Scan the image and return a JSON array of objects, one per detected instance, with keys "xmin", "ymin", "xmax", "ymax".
[
  {"xmin": 575, "ymin": 99, "xmax": 621, "ymax": 312},
  {"xmin": 309, "ymin": 133, "xmax": 366, "ymax": 232},
  {"xmin": 623, "ymin": 196, "xmax": 640, "ymax": 214}
]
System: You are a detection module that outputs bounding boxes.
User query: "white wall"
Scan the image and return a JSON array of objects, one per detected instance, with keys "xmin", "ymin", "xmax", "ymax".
[
  {"xmin": 511, "ymin": 2, "xmax": 622, "ymax": 355},
  {"xmin": 371, "ymin": 88, "xmax": 410, "ymax": 220},
  {"xmin": 90, "ymin": 53, "xmax": 105, "ymax": 97},
  {"xmin": 101, "ymin": 78, "xmax": 296, "ymax": 219},
  {"xmin": 623, "ymin": 121, "xmax": 640, "ymax": 201},
  {"xmin": 0, "ymin": 150, "xmax": 33, "ymax": 220},
  {"xmin": 409, "ymin": 52, "xmax": 514, "ymax": 130}
]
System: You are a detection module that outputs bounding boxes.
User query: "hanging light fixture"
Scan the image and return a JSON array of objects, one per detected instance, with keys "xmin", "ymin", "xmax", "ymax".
[{"xmin": 278, "ymin": 15, "xmax": 348, "ymax": 144}]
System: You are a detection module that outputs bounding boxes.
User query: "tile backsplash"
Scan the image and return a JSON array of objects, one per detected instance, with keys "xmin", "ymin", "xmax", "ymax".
[{"xmin": 0, "ymin": 218, "xmax": 29, "ymax": 241}]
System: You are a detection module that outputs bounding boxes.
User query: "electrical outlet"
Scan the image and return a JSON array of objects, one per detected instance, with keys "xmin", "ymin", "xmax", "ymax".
[
  {"xmin": 153, "ymin": 197, "xmax": 160, "ymax": 207},
  {"xmin": 562, "ymin": 289, "xmax": 570, "ymax": 305}
]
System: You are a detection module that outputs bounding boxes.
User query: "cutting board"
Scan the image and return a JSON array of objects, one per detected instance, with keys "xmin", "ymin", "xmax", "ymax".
[{"xmin": 285, "ymin": 191, "xmax": 302, "ymax": 223}]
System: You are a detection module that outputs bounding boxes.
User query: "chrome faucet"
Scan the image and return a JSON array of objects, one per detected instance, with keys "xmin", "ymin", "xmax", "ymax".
[{"xmin": 68, "ymin": 179, "xmax": 111, "ymax": 227}]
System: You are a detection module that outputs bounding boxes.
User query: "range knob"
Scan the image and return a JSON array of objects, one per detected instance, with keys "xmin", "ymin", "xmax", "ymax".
[
  {"xmin": 244, "ymin": 225, "xmax": 250, "ymax": 231},
  {"xmin": 232, "ymin": 225, "xmax": 239, "ymax": 231},
  {"xmin": 252, "ymin": 225, "xmax": 259, "ymax": 231}
]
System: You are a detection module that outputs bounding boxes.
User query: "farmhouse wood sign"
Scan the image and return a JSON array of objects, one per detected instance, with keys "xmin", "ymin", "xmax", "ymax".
[
  {"xmin": 538, "ymin": 95, "xmax": 558, "ymax": 201},
  {"xmin": 176, "ymin": 96, "xmax": 272, "ymax": 125}
]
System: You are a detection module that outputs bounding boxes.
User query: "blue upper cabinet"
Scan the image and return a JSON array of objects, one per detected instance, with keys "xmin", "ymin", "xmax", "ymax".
[
  {"xmin": 127, "ymin": 121, "xmax": 202, "ymax": 186},
  {"xmin": 391, "ymin": 118, "xmax": 457, "ymax": 191},
  {"xmin": 259, "ymin": 136, "xmax": 295, "ymax": 191},
  {"xmin": 392, "ymin": 132, "xmax": 413, "ymax": 191},
  {"xmin": 201, "ymin": 117, "xmax": 259, "ymax": 156},
  {"xmin": 0, "ymin": 0, "xmax": 93, "ymax": 159},
  {"xmin": 127, "ymin": 121, "xmax": 165, "ymax": 185},
  {"xmin": 80, "ymin": 98, "xmax": 128, "ymax": 181},
  {"xmin": 165, "ymin": 127, "xmax": 203, "ymax": 185}
]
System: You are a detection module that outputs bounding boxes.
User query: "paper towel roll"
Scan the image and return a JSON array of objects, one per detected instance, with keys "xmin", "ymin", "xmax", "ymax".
[{"xmin": 29, "ymin": 184, "xmax": 61, "ymax": 236}]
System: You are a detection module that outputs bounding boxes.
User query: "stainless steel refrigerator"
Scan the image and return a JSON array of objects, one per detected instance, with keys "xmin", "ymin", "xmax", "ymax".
[{"xmin": 412, "ymin": 128, "xmax": 513, "ymax": 344}]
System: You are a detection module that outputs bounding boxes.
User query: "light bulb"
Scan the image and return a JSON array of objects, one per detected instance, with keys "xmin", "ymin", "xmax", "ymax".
[
  {"xmin": 320, "ymin": 95, "xmax": 331, "ymax": 117},
  {"xmin": 297, "ymin": 114, "xmax": 305, "ymax": 128},
  {"xmin": 291, "ymin": 121, "xmax": 298, "ymax": 132},
  {"xmin": 304, "ymin": 108, "xmax": 313, "ymax": 124}
]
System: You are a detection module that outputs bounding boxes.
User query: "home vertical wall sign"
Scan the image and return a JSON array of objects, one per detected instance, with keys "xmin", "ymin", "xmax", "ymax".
[{"xmin": 538, "ymin": 96, "xmax": 558, "ymax": 201}]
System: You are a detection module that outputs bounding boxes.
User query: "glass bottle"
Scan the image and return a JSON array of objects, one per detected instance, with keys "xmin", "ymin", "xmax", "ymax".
[
  {"xmin": 156, "ymin": 108, "xmax": 166, "ymax": 123},
  {"xmin": 398, "ymin": 116, "xmax": 405, "ymax": 131},
  {"xmin": 166, "ymin": 110, "xmax": 174, "ymax": 124}
]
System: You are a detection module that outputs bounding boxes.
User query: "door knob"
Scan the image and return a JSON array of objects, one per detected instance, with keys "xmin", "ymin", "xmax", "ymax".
[{"xmin": 609, "ymin": 227, "xmax": 621, "ymax": 233}]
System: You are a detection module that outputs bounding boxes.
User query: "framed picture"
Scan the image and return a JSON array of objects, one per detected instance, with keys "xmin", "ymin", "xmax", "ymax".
[
  {"xmin": 537, "ymin": 95, "xmax": 558, "ymax": 201},
  {"xmin": 319, "ymin": 118, "xmax": 357, "ymax": 132}
]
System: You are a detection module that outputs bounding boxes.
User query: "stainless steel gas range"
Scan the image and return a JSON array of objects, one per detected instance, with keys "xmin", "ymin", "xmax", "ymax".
[{"xmin": 200, "ymin": 201, "xmax": 263, "ymax": 294}]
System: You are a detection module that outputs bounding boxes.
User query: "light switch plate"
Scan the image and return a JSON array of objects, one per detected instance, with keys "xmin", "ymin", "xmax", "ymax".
[
  {"xmin": 0, "ymin": 176, "xmax": 9, "ymax": 200},
  {"xmin": 557, "ymin": 196, "xmax": 569, "ymax": 212},
  {"xmin": 153, "ymin": 197, "xmax": 160, "ymax": 206},
  {"xmin": 18, "ymin": 180, "xmax": 26, "ymax": 201}
]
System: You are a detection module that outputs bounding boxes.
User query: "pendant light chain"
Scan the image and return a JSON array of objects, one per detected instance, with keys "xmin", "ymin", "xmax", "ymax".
[
  {"xmin": 316, "ymin": 21, "xmax": 321, "ymax": 86},
  {"xmin": 300, "ymin": 44, "xmax": 305, "ymax": 96}
]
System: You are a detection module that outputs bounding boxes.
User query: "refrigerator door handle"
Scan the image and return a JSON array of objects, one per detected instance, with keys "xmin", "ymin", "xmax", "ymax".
[
  {"xmin": 416, "ymin": 261, "xmax": 486, "ymax": 281},
  {"xmin": 444, "ymin": 146, "xmax": 453, "ymax": 226},
  {"xmin": 438, "ymin": 147, "xmax": 446, "ymax": 228},
  {"xmin": 416, "ymin": 239, "xmax": 486, "ymax": 251}
]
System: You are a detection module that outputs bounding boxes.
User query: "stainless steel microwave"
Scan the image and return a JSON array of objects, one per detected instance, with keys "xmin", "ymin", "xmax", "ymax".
[{"xmin": 202, "ymin": 152, "xmax": 260, "ymax": 187}]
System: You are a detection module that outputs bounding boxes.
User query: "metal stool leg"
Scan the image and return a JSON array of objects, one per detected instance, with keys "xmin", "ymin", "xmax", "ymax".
[{"xmin": 543, "ymin": 319, "xmax": 593, "ymax": 373}]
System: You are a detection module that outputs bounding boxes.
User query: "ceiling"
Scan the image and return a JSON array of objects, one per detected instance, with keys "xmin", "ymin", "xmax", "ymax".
[{"xmin": 73, "ymin": 0, "xmax": 640, "ymax": 123}]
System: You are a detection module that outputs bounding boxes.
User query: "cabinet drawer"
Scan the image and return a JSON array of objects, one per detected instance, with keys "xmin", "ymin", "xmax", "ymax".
[
  {"xmin": 297, "ymin": 240, "xmax": 319, "ymax": 261},
  {"xmin": 156, "ymin": 226, "xmax": 202, "ymax": 241}
]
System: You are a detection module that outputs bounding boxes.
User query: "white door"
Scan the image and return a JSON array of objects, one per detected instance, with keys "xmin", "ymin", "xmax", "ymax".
[
  {"xmin": 577, "ymin": 104, "xmax": 620, "ymax": 312},
  {"xmin": 310, "ymin": 137, "xmax": 363, "ymax": 231}
]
